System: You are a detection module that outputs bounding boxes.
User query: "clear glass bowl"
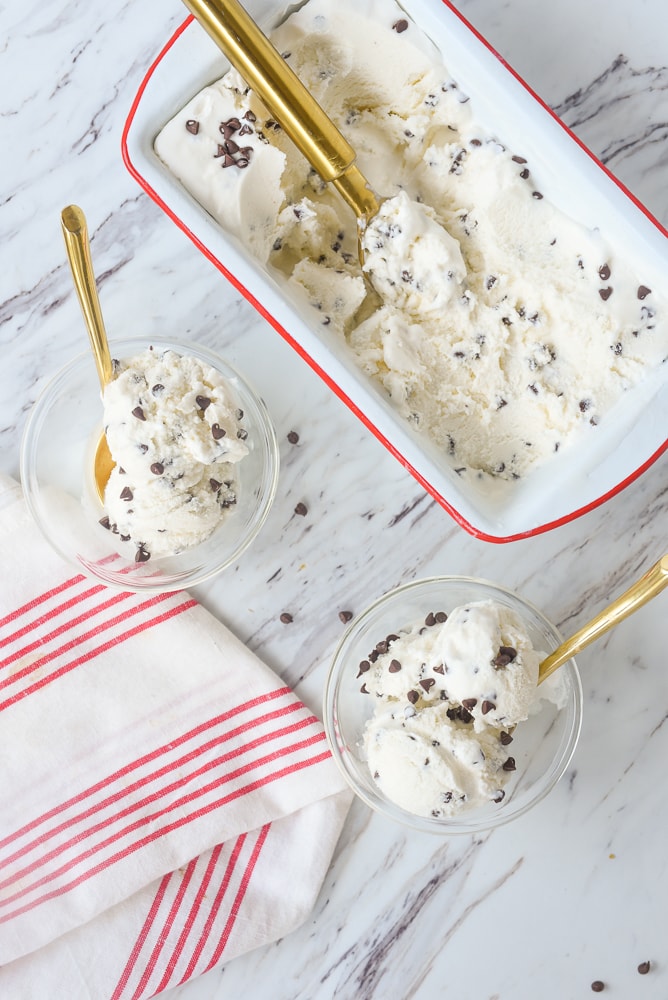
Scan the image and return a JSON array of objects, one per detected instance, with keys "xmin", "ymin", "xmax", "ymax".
[
  {"xmin": 20, "ymin": 336, "xmax": 279, "ymax": 592},
  {"xmin": 323, "ymin": 576, "xmax": 583, "ymax": 834}
]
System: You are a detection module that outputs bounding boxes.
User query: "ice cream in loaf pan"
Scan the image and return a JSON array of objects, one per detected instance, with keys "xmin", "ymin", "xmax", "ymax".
[{"xmin": 154, "ymin": 0, "xmax": 667, "ymax": 487}]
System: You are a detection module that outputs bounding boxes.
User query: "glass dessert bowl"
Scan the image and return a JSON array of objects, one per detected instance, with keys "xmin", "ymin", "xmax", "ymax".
[
  {"xmin": 323, "ymin": 576, "xmax": 583, "ymax": 834},
  {"xmin": 20, "ymin": 336, "xmax": 279, "ymax": 592}
]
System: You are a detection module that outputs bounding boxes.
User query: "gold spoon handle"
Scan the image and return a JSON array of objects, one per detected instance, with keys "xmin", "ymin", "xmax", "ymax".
[
  {"xmin": 61, "ymin": 205, "xmax": 113, "ymax": 390},
  {"xmin": 181, "ymin": 0, "xmax": 380, "ymax": 219},
  {"xmin": 539, "ymin": 554, "xmax": 668, "ymax": 683}
]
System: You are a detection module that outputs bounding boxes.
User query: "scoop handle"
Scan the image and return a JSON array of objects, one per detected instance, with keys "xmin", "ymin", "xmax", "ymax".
[
  {"xmin": 538, "ymin": 554, "xmax": 668, "ymax": 683},
  {"xmin": 61, "ymin": 205, "xmax": 113, "ymax": 390},
  {"xmin": 181, "ymin": 0, "xmax": 379, "ymax": 218}
]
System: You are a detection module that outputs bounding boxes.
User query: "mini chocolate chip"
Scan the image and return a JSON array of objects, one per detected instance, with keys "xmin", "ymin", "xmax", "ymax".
[
  {"xmin": 388, "ymin": 659, "xmax": 402, "ymax": 673},
  {"xmin": 138, "ymin": 444, "xmax": 148, "ymax": 454},
  {"xmin": 376, "ymin": 640, "xmax": 389, "ymax": 654},
  {"xmin": 279, "ymin": 612, "xmax": 293, "ymax": 624},
  {"xmin": 99, "ymin": 516, "xmax": 111, "ymax": 530},
  {"xmin": 461, "ymin": 698, "xmax": 477, "ymax": 710},
  {"xmin": 135, "ymin": 544, "xmax": 151, "ymax": 563},
  {"xmin": 493, "ymin": 645, "xmax": 517, "ymax": 669},
  {"xmin": 243, "ymin": 109, "xmax": 256, "ymax": 122},
  {"xmin": 132, "ymin": 406, "xmax": 146, "ymax": 421},
  {"xmin": 185, "ymin": 119, "xmax": 199, "ymax": 135},
  {"xmin": 120, "ymin": 486, "xmax": 133, "ymax": 501},
  {"xmin": 579, "ymin": 399, "xmax": 591, "ymax": 412},
  {"xmin": 235, "ymin": 408, "xmax": 244, "ymax": 420},
  {"xmin": 433, "ymin": 664, "xmax": 445, "ymax": 675},
  {"xmin": 360, "ymin": 683, "xmax": 369, "ymax": 694},
  {"xmin": 519, "ymin": 168, "xmax": 530, "ymax": 179},
  {"xmin": 420, "ymin": 678, "xmax": 435, "ymax": 692},
  {"xmin": 386, "ymin": 634, "xmax": 400, "ymax": 644},
  {"xmin": 532, "ymin": 191, "xmax": 543, "ymax": 199},
  {"xmin": 434, "ymin": 611, "xmax": 447, "ymax": 623},
  {"xmin": 357, "ymin": 660, "xmax": 371, "ymax": 677},
  {"xmin": 119, "ymin": 533, "xmax": 130, "ymax": 542},
  {"xmin": 493, "ymin": 789, "xmax": 505, "ymax": 803},
  {"xmin": 407, "ymin": 690, "xmax": 419, "ymax": 704},
  {"xmin": 481, "ymin": 700, "xmax": 495, "ymax": 715},
  {"xmin": 599, "ymin": 286, "xmax": 613, "ymax": 301},
  {"xmin": 151, "ymin": 384, "xmax": 164, "ymax": 395},
  {"xmin": 637, "ymin": 961, "xmax": 651, "ymax": 975},
  {"xmin": 425, "ymin": 612, "xmax": 436, "ymax": 626},
  {"xmin": 368, "ymin": 649, "xmax": 379, "ymax": 663},
  {"xmin": 591, "ymin": 982, "xmax": 605, "ymax": 993},
  {"xmin": 150, "ymin": 462, "xmax": 164, "ymax": 475},
  {"xmin": 211, "ymin": 423, "xmax": 226, "ymax": 439},
  {"xmin": 392, "ymin": 17, "xmax": 408, "ymax": 31},
  {"xmin": 210, "ymin": 478, "xmax": 222, "ymax": 492},
  {"xmin": 638, "ymin": 285, "xmax": 651, "ymax": 300},
  {"xmin": 287, "ymin": 430, "xmax": 300, "ymax": 444},
  {"xmin": 499, "ymin": 731, "xmax": 514, "ymax": 745},
  {"xmin": 339, "ymin": 610, "xmax": 353, "ymax": 623},
  {"xmin": 502, "ymin": 757, "xmax": 516, "ymax": 771},
  {"xmin": 294, "ymin": 501, "xmax": 308, "ymax": 516},
  {"xmin": 598, "ymin": 263, "xmax": 611, "ymax": 281},
  {"xmin": 512, "ymin": 155, "xmax": 527, "ymax": 164},
  {"xmin": 236, "ymin": 428, "xmax": 248, "ymax": 440},
  {"xmin": 236, "ymin": 156, "xmax": 250, "ymax": 168},
  {"xmin": 196, "ymin": 395, "xmax": 211, "ymax": 410}
]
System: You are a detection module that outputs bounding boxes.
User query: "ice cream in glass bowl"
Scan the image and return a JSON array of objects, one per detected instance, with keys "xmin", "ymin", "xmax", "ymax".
[
  {"xmin": 323, "ymin": 576, "xmax": 582, "ymax": 834},
  {"xmin": 20, "ymin": 336, "xmax": 279, "ymax": 592}
]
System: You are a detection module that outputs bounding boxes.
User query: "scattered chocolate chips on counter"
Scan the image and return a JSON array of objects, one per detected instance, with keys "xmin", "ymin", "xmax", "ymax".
[
  {"xmin": 294, "ymin": 501, "xmax": 308, "ymax": 516},
  {"xmin": 590, "ymin": 981, "xmax": 605, "ymax": 992},
  {"xmin": 338, "ymin": 610, "xmax": 353, "ymax": 623},
  {"xmin": 287, "ymin": 430, "xmax": 300, "ymax": 444},
  {"xmin": 637, "ymin": 960, "xmax": 651, "ymax": 974},
  {"xmin": 392, "ymin": 18, "xmax": 408, "ymax": 32},
  {"xmin": 279, "ymin": 612, "xmax": 293, "ymax": 624}
]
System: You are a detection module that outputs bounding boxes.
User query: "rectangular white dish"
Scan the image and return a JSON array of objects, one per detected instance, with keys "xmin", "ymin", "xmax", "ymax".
[{"xmin": 122, "ymin": 0, "xmax": 668, "ymax": 541}]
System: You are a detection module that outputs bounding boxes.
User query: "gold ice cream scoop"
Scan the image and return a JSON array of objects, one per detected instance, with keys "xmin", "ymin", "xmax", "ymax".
[
  {"xmin": 538, "ymin": 553, "xmax": 668, "ymax": 683},
  {"xmin": 61, "ymin": 205, "xmax": 115, "ymax": 501},
  {"xmin": 180, "ymin": 0, "xmax": 382, "ymax": 233}
]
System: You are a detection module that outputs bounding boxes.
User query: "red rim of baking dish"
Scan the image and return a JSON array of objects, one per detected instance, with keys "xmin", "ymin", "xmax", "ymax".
[{"xmin": 121, "ymin": 5, "xmax": 668, "ymax": 545}]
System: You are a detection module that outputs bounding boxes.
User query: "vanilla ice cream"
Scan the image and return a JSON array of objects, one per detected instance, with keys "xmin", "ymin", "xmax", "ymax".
[
  {"xmin": 154, "ymin": 0, "xmax": 667, "ymax": 485},
  {"xmin": 100, "ymin": 347, "xmax": 248, "ymax": 561},
  {"xmin": 359, "ymin": 599, "xmax": 545, "ymax": 818}
]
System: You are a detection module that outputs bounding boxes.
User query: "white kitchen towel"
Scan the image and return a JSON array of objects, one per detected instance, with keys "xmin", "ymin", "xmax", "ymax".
[{"xmin": 0, "ymin": 474, "xmax": 351, "ymax": 998}]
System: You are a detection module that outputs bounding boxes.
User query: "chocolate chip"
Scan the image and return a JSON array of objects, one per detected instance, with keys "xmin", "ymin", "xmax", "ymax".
[
  {"xmin": 386, "ymin": 634, "xmax": 400, "ymax": 644},
  {"xmin": 135, "ymin": 544, "xmax": 151, "ymax": 563},
  {"xmin": 339, "ymin": 610, "xmax": 353, "ymax": 623},
  {"xmin": 357, "ymin": 660, "xmax": 371, "ymax": 677},
  {"xmin": 196, "ymin": 395, "xmax": 211, "ymax": 410},
  {"xmin": 461, "ymin": 698, "xmax": 477, "ymax": 710},
  {"xmin": 481, "ymin": 700, "xmax": 495, "ymax": 715},
  {"xmin": 420, "ymin": 678, "xmax": 435, "ymax": 692},
  {"xmin": 392, "ymin": 17, "xmax": 408, "ymax": 31},
  {"xmin": 433, "ymin": 664, "xmax": 445, "ymax": 675},
  {"xmin": 407, "ymin": 690, "xmax": 419, "ymax": 704},
  {"xmin": 512, "ymin": 155, "xmax": 527, "ymax": 164},
  {"xmin": 519, "ymin": 168, "xmax": 530, "ymax": 179},
  {"xmin": 637, "ymin": 961, "xmax": 651, "ymax": 975},
  {"xmin": 638, "ymin": 285, "xmax": 651, "ymax": 300},
  {"xmin": 499, "ymin": 731, "xmax": 514, "ymax": 745},
  {"xmin": 388, "ymin": 659, "xmax": 402, "ymax": 673},
  {"xmin": 493, "ymin": 645, "xmax": 517, "ymax": 669},
  {"xmin": 599, "ymin": 286, "xmax": 613, "ymax": 301},
  {"xmin": 502, "ymin": 757, "xmax": 516, "ymax": 771},
  {"xmin": 590, "ymin": 982, "xmax": 605, "ymax": 993},
  {"xmin": 425, "ymin": 612, "xmax": 436, "ymax": 626},
  {"xmin": 279, "ymin": 612, "xmax": 293, "ymax": 624},
  {"xmin": 287, "ymin": 430, "xmax": 300, "ymax": 444},
  {"xmin": 221, "ymin": 153, "xmax": 236, "ymax": 168},
  {"xmin": 185, "ymin": 119, "xmax": 199, "ymax": 135},
  {"xmin": 236, "ymin": 428, "xmax": 248, "ymax": 440},
  {"xmin": 238, "ymin": 123, "xmax": 253, "ymax": 136},
  {"xmin": 598, "ymin": 263, "xmax": 611, "ymax": 281},
  {"xmin": 243, "ymin": 109, "xmax": 256, "ymax": 122},
  {"xmin": 235, "ymin": 408, "xmax": 244, "ymax": 420},
  {"xmin": 211, "ymin": 423, "xmax": 226, "ymax": 439},
  {"xmin": 294, "ymin": 501, "xmax": 308, "ymax": 516},
  {"xmin": 434, "ymin": 611, "xmax": 447, "ymax": 623},
  {"xmin": 224, "ymin": 138, "xmax": 240, "ymax": 155},
  {"xmin": 150, "ymin": 463, "xmax": 164, "ymax": 475},
  {"xmin": 99, "ymin": 516, "xmax": 111, "ymax": 530},
  {"xmin": 376, "ymin": 640, "xmax": 389, "ymax": 654},
  {"xmin": 360, "ymin": 683, "xmax": 370, "ymax": 694},
  {"xmin": 132, "ymin": 406, "xmax": 146, "ymax": 421},
  {"xmin": 493, "ymin": 789, "xmax": 505, "ymax": 803},
  {"xmin": 152, "ymin": 384, "xmax": 164, "ymax": 395},
  {"xmin": 210, "ymin": 478, "xmax": 222, "ymax": 492},
  {"xmin": 532, "ymin": 191, "xmax": 543, "ymax": 199},
  {"xmin": 120, "ymin": 486, "xmax": 133, "ymax": 501}
]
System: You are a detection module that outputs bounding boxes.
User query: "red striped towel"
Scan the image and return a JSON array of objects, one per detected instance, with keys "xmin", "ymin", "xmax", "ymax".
[{"xmin": 0, "ymin": 475, "xmax": 351, "ymax": 999}]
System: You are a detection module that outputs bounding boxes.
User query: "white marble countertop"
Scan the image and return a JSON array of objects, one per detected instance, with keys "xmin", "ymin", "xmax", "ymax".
[{"xmin": 2, "ymin": 0, "xmax": 668, "ymax": 997}]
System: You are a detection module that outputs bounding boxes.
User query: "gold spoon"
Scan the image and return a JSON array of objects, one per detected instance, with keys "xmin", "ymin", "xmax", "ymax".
[
  {"xmin": 180, "ymin": 0, "xmax": 381, "ymax": 239},
  {"xmin": 538, "ymin": 553, "xmax": 668, "ymax": 684},
  {"xmin": 61, "ymin": 205, "xmax": 115, "ymax": 501}
]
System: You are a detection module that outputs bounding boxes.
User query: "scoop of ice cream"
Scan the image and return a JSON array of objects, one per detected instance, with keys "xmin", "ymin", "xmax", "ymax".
[
  {"xmin": 365, "ymin": 701, "xmax": 510, "ymax": 817},
  {"xmin": 101, "ymin": 348, "xmax": 248, "ymax": 561},
  {"xmin": 360, "ymin": 598, "xmax": 543, "ymax": 818},
  {"xmin": 361, "ymin": 191, "xmax": 467, "ymax": 318}
]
